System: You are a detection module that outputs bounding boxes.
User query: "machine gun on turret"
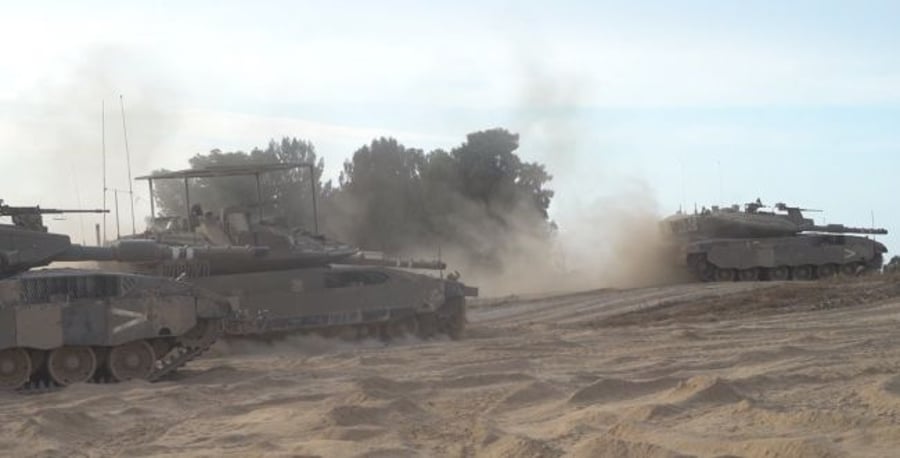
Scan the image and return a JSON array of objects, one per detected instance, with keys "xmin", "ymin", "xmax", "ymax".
[{"xmin": 0, "ymin": 199, "xmax": 108, "ymax": 232}]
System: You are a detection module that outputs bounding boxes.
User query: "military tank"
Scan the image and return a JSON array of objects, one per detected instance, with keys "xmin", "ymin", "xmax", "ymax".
[
  {"xmin": 0, "ymin": 202, "xmax": 233, "ymax": 390},
  {"xmin": 110, "ymin": 163, "xmax": 477, "ymax": 341},
  {"xmin": 662, "ymin": 200, "xmax": 888, "ymax": 282},
  {"xmin": 885, "ymin": 256, "xmax": 900, "ymax": 275}
]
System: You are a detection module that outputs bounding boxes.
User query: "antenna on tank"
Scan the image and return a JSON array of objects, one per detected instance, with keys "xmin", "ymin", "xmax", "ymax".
[
  {"xmin": 119, "ymin": 95, "xmax": 136, "ymax": 235},
  {"xmin": 101, "ymin": 100, "xmax": 107, "ymax": 245}
]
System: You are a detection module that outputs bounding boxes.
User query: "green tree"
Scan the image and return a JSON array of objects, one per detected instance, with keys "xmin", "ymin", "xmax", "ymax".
[
  {"xmin": 151, "ymin": 129, "xmax": 555, "ymax": 274},
  {"xmin": 332, "ymin": 128, "xmax": 555, "ymax": 270},
  {"xmin": 334, "ymin": 137, "xmax": 426, "ymax": 252}
]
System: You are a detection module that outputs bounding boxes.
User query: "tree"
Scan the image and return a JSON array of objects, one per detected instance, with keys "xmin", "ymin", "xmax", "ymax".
[
  {"xmin": 151, "ymin": 129, "xmax": 556, "ymax": 275},
  {"xmin": 333, "ymin": 137, "xmax": 426, "ymax": 252},
  {"xmin": 332, "ymin": 128, "xmax": 555, "ymax": 271}
]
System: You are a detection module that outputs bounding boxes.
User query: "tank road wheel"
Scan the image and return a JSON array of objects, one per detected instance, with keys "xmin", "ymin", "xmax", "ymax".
[
  {"xmin": 108, "ymin": 341, "xmax": 156, "ymax": 382},
  {"xmin": 738, "ymin": 268, "xmax": 760, "ymax": 282},
  {"xmin": 0, "ymin": 348, "xmax": 32, "ymax": 390},
  {"xmin": 694, "ymin": 260, "xmax": 717, "ymax": 282},
  {"xmin": 48, "ymin": 346, "xmax": 97, "ymax": 386},
  {"xmin": 768, "ymin": 266, "xmax": 791, "ymax": 281},
  {"xmin": 817, "ymin": 264, "xmax": 838, "ymax": 278},
  {"xmin": 793, "ymin": 265, "xmax": 814, "ymax": 281},
  {"xmin": 841, "ymin": 262, "xmax": 862, "ymax": 276},
  {"xmin": 416, "ymin": 313, "xmax": 437, "ymax": 339},
  {"xmin": 714, "ymin": 268, "xmax": 736, "ymax": 282}
]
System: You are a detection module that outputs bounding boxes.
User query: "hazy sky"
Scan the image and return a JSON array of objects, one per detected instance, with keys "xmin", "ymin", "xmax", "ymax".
[{"xmin": 1, "ymin": 1, "xmax": 898, "ymax": 252}]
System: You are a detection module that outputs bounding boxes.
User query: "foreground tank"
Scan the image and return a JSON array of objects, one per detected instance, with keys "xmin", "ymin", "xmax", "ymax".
[
  {"xmin": 662, "ymin": 201, "xmax": 888, "ymax": 282},
  {"xmin": 0, "ymin": 203, "xmax": 233, "ymax": 390},
  {"xmin": 0, "ymin": 270, "xmax": 228, "ymax": 390},
  {"xmin": 121, "ymin": 163, "xmax": 478, "ymax": 341}
]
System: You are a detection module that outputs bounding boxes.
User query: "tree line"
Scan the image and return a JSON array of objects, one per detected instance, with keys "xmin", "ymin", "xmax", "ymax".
[{"xmin": 153, "ymin": 128, "xmax": 555, "ymax": 271}]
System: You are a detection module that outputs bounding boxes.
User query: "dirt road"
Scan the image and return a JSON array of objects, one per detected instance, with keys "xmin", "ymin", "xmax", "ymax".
[{"xmin": 3, "ymin": 277, "xmax": 900, "ymax": 457}]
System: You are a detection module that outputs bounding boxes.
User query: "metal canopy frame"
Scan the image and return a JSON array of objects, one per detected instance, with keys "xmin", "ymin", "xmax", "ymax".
[{"xmin": 136, "ymin": 162, "xmax": 319, "ymax": 234}]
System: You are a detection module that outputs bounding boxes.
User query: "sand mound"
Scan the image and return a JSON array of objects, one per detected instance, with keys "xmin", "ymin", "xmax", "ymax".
[
  {"xmin": 490, "ymin": 381, "xmax": 566, "ymax": 413},
  {"xmin": 325, "ymin": 398, "xmax": 427, "ymax": 428},
  {"xmin": 355, "ymin": 447, "xmax": 419, "ymax": 458},
  {"xmin": 569, "ymin": 377, "xmax": 681, "ymax": 405},
  {"xmin": 570, "ymin": 437, "xmax": 692, "ymax": 458},
  {"xmin": 355, "ymin": 376, "xmax": 423, "ymax": 399},
  {"xmin": 882, "ymin": 375, "xmax": 900, "ymax": 396},
  {"xmin": 664, "ymin": 376, "xmax": 748, "ymax": 405},
  {"xmin": 437, "ymin": 372, "xmax": 534, "ymax": 390},
  {"xmin": 594, "ymin": 276, "xmax": 900, "ymax": 327},
  {"xmin": 479, "ymin": 434, "xmax": 562, "ymax": 457}
]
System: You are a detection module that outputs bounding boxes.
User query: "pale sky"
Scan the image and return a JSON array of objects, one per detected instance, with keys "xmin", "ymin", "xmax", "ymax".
[{"xmin": 1, "ymin": 1, "xmax": 898, "ymax": 253}]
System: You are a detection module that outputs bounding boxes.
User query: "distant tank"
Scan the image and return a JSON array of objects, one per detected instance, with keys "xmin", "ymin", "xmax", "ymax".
[
  {"xmin": 662, "ymin": 200, "xmax": 888, "ymax": 282},
  {"xmin": 885, "ymin": 256, "xmax": 900, "ymax": 274},
  {"xmin": 0, "ymin": 202, "xmax": 233, "ymax": 390},
  {"xmin": 110, "ymin": 163, "xmax": 477, "ymax": 341}
]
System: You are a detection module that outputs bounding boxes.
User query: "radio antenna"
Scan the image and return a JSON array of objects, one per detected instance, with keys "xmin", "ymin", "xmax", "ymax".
[
  {"xmin": 120, "ymin": 95, "xmax": 136, "ymax": 235},
  {"xmin": 679, "ymin": 158, "xmax": 686, "ymax": 213},
  {"xmin": 101, "ymin": 100, "xmax": 107, "ymax": 244}
]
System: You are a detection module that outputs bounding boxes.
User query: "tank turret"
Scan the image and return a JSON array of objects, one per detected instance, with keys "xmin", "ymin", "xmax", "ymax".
[{"xmin": 663, "ymin": 200, "xmax": 888, "ymax": 282}]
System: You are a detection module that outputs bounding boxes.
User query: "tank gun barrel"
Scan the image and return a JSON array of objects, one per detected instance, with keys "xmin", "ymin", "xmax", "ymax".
[
  {"xmin": 57, "ymin": 240, "xmax": 270, "ymax": 263},
  {"xmin": 1, "ymin": 215, "xmax": 269, "ymax": 279},
  {"xmin": 803, "ymin": 224, "xmax": 888, "ymax": 235},
  {"xmin": 0, "ymin": 204, "xmax": 108, "ymax": 216},
  {"xmin": 774, "ymin": 202, "xmax": 821, "ymax": 213},
  {"xmin": 341, "ymin": 253, "xmax": 447, "ymax": 270}
]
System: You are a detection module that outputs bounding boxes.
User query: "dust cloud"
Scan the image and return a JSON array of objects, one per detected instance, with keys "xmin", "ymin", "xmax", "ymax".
[
  {"xmin": 433, "ymin": 54, "xmax": 684, "ymax": 297},
  {"xmin": 433, "ymin": 181, "xmax": 686, "ymax": 298},
  {"xmin": 208, "ymin": 333, "xmax": 433, "ymax": 359}
]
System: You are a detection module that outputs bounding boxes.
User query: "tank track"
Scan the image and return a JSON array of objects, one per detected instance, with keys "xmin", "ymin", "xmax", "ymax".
[
  {"xmin": 224, "ymin": 298, "xmax": 467, "ymax": 343},
  {"xmin": 147, "ymin": 318, "xmax": 222, "ymax": 382},
  {"xmin": 12, "ymin": 319, "xmax": 222, "ymax": 394},
  {"xmin": 688, "ymin": 254, "xmax": 884, "ymax": 282}
]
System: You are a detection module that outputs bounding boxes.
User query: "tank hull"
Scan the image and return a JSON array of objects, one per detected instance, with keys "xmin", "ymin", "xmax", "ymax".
[
  {"xmin": 676, "ymin": 234, "xmax": 887, "ymax": 282},
  {"xmin": 0, "ymin": 269, "xmax": 230, "ymax": 390},
  {"xmin": 193, "ymin": 265, "xmax": 471, "ymax": 340}
]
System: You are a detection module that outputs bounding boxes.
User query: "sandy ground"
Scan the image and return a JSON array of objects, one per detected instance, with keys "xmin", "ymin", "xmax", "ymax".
[{"xmin": 3, "ymin": 276, "xmax": 900, "ymax": 457}]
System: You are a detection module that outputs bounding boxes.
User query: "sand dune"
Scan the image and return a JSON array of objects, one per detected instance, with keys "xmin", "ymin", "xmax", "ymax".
[{"xmin": 2, "ymin": 275, "xmax": 900, "ymax": 457}]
